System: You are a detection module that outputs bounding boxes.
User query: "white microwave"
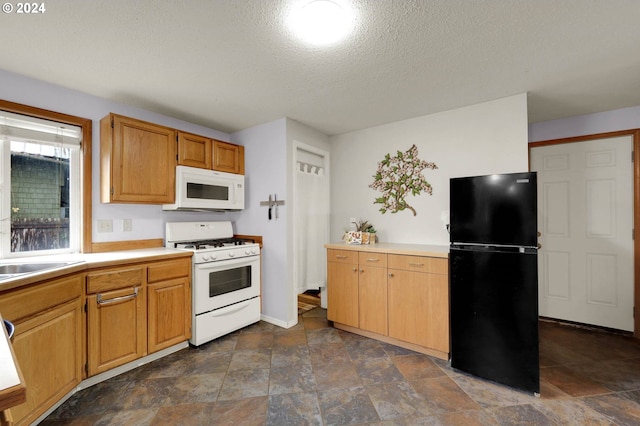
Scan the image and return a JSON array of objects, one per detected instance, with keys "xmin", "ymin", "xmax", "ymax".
[{"xmin": 163, "ymin": 166, "xmax": 245, "ymax": 211}]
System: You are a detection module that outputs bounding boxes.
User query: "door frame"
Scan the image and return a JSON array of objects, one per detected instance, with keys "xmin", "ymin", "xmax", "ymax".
[{"xmin": 528, "ymin": 128, "xmax": 640, "ymax": 338}]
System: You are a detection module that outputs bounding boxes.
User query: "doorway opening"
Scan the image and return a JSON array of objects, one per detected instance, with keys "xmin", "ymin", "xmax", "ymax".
[
  {"xmin": 529, "ymin": 129, "xmax": 640, "ymax": 337},
  {"xmin": 292, "ymin": 142, "xmax": 330, "ymax": 317}
]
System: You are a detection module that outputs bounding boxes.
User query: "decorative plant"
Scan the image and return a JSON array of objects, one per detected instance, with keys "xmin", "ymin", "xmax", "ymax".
[
  {"xmin": 369, "ymin": 144, "xmax": 437, "ymax": 216},
  {"xmin": 352, "ymin": 219, "xmax": 371, "ymax": 232}
]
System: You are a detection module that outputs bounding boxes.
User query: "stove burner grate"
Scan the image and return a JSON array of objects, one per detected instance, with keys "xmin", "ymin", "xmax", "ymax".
[{"xmin": 174, "ymin": 237, "xmax": 256, "ymax": 250}]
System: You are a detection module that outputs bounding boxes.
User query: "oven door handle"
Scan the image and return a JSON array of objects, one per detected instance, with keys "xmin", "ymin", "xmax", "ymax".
[{"xmin": 208, "ymin": 300, "xmax": 253, "ymax": 317}]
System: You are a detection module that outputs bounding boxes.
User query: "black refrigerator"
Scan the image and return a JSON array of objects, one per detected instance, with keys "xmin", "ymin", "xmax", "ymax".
[{"xmin": 449, "ymin": 172, "xmax": 539, "ymax": 395}]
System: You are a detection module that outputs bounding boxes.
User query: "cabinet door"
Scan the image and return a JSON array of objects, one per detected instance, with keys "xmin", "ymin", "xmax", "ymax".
[
  {"xmin": 148, "ymin": 277, "xmax": 191, "ymax": 353},
  {"xmin": 388, "ymin": 270, "xmax": 449, "ymax": 352},
  {"xmin": 358, "ymin": 265, "xmax": 388, "ymax": 335},
  {"xmin": 327, "ymin": 261, "xmax": 359, "ymax": 327},
  {"xmin": 101, "ymin": 114, "xmax": 177, "ymax": 203},
  {"xmin": 87, "ymin": 286, "xmax": 146, "ymax": 376},
  {"xmin": 10, "ymin": 299, "xmax": 82, "ymax": 426},
  {"xmin": 213, "ymin": 140, "xmax": 244, "ymax": 174},
  {"xmin": 178, "ymin": 132, "xmax": 212, "ymax": 169}
]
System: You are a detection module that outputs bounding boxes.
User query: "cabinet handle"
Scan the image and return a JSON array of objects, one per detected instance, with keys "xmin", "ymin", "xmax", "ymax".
[
  {"xmin": 366, "ymin": 258, "xmax": 380, "ymax": 262},
  {"xmin": 388, "ymin": 272, "xmax": 394, "ymax": 278},
  {"xmin": 352, "ymin": 267, "xmax": 357, "ymax": 272},
  {"xmin": 360, "ymin": 269, "xmax": 364, "ymax": 273},
  {"xmin": 336, "ymin": 255, "xmax": 348, "ymax": 259},
  {"xmin": 409, "ymin": 263, "xmax": 424, "ymax": 267},
  {"xmin": 97, "ymin": 287, "xmax": 139, "ymax": 305}
]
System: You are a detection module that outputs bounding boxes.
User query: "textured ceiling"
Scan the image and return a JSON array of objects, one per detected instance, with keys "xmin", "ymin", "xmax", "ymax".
[{"xmin": 1, "ymin": 0, "xmax": 639, "ymax": 135}]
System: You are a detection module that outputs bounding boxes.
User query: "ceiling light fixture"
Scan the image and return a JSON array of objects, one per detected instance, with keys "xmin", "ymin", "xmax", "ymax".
[{"xmin": 288, "ymin": 0, "xmax": 354, "ymax": 46}]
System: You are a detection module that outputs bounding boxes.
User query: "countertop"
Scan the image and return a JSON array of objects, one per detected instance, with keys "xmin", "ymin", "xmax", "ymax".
[
  {"xmin": 325, "ymin": 242, "xmax": 449, "ymax": 258},
  {"xmin": 0, "ymin": 248, "xmax": 192, "ymax": 292}
]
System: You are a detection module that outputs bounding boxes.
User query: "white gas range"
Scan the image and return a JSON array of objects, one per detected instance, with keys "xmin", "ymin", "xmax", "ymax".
[{"xmin": 165, "ymin": 221, "xmax": 261, "ymax": 346}]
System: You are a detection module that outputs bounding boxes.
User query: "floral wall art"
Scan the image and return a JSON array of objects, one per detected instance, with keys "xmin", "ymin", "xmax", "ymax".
[{"xmin": 369, "ymin": 144, "xmax": 438, "ymax": 216}]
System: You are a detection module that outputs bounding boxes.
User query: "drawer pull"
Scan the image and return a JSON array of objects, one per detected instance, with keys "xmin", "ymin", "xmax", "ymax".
[
  {"xmin": 409, "ymin": 263, "xmax": 424, "ymax": 267},
  {"xmin": 366, "ymin": 258, "xmax": 380, "ymax": 262},
  {"xmin": 335, "ymin": 255, "xmax": 348, "ymax": 259},
  {"xmin": 97, "ymin": 287, "xmax": 139, "ymax": 305}
]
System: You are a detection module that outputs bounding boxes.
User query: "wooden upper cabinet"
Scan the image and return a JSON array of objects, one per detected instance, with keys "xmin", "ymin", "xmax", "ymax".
[
  {"xmin": 177, "ymin": 131, "xmax": 212, "ymax": 169},
  {"xmin": 213, "ymin": 140, "xmax": 245, "ymax": 175},
  {"xmin": 100, "ymin": 114, "xmax": 177, "ymax": 204}
]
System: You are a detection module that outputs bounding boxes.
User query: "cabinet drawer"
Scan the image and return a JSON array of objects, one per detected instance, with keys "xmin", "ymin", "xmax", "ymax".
[
  {"xmin": 86, "ymin": 267, "xmax": 143, "ymax": 293},
  {"xmin": 358, "ymin": 252, "xmax": 387, "ymax": 268},
  {"xmin": 388, "ymin": 254, "xmax": 447, "ymax": 274},
  {"xmin": 0, "ymin": 274, "xmax": 82, "ymax": 322},
  {"xmin": 147, "ymin": 258, "xmax": 191, "ymax": 283},
  {"xmin": 327, "ymin": 249, "xmax": 358, "ymax": 264}
]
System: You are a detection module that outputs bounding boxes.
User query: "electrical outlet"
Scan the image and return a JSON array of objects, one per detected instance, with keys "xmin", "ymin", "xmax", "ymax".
[
  {"xmin": 97, "ymin": 219, "xmax": 113, "ymax": 233},
  {"xmin": 123, "ymin": 219, "xmax": 132, "ymax": 232}
]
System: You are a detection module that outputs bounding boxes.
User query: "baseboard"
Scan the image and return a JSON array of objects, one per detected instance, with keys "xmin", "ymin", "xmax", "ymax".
[{"xmin": 261, "ymin": 313, "xmax": 298, "ymax": 329}]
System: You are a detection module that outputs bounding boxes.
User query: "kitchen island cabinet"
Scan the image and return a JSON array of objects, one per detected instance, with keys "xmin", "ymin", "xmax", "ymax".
[
  {"xmin": 0, "ymin": 274, "xmax": 83, "ymax": 426},
  {"xmin": 100, "ymin": 113, "xmax": 177, "ymax": 204},
  {"xmin": 325, "ymin": 243, "xmax": 449, "ymax": 360}
]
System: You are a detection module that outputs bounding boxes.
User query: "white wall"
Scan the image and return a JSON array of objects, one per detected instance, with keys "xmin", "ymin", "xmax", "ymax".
[
  {"xmin": 329, "ymin": 94, "xmax": 529, "ymax": 245},
  {"xmin": 529, "ymin": 105, "xmax": 640, "ymax": 142},
  {"xmin": 230, "ymin": 119, "xmax": 288, "ymax": 325},
  {"xmin": 0, "ymin": 68, "xmax": 233, "ymax": 242}
]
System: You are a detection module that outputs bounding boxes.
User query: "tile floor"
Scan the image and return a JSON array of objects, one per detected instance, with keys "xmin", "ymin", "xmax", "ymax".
[{"xmin": 41, "ymin": 308, "xmax": 640, "ymax": 425}]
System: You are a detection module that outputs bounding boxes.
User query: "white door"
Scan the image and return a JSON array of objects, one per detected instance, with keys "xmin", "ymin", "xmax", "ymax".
[{"xmin": 531, "ymin": 135, "xmax": 634, "ymax": 331}]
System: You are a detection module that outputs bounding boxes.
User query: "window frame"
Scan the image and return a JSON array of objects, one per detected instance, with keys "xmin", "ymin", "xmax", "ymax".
[{"xmin": 0, "ymin": 99, "xmax": 93, "ymax": 254}]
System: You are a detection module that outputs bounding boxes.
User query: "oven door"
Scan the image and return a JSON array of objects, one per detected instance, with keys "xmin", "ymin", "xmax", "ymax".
[{"xmin": 193, "ymin": 255, "xmax": 260, "ymax": 315}]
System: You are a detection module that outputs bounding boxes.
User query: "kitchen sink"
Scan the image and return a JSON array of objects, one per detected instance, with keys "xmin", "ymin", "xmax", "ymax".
[{"xmin": 0, "ymin": 262, "xmax": 80, "ymax": 281}]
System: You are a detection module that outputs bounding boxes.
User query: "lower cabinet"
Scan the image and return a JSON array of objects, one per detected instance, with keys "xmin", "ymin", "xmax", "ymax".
[
  {"xmin": 86, "ymin": 266, "xmax": 146, "ymax": 376},
  {"xmin": 86, "ymin": 257, "xmax": 192, "ymax": 375},
  {"xmin": 358, "ymin": 252, "xmax": 388, "ymax": 336},
  {"xmin": 0, "ymin": 275, "xmax": 83, "ymax": 426},
  {"xmin": 326, "ymin": 247, "xmax": 449, "ymax": 359},
  {"xmin": 147, "ymin": 258, "xmax": 191, "ymax": 353},
  {"xmin": 0, "ymin": 254, "xmax": 192, "ymax": 424},
  {"xmin": 388, "ymin": 269, "xmax": 449, "ymax": 352},
  {"xmin": 327, "ymin": 250, "xmax": 359, "ymax": 327}
]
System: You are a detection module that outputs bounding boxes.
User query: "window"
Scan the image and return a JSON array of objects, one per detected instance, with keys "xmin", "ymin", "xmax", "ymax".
[{"xmin": 0, "ymin": 110, "xmax": 82, "ymax": 257}]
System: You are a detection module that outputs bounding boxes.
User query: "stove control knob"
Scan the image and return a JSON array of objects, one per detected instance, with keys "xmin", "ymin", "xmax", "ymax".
[
  {"xmin": 228, "ymin": 251, "xmax": 235, "ymax": 258},
  {"xmin": 245, "ymin": 249, "xmax": 251, "ymax": 255},
  {"xmin": 210, "ymin": 253, "xmax": 218, "ymax": 260},
  {"xmin": 202, "ymin": 254, "xmax": 211, "ymax": 262}
]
